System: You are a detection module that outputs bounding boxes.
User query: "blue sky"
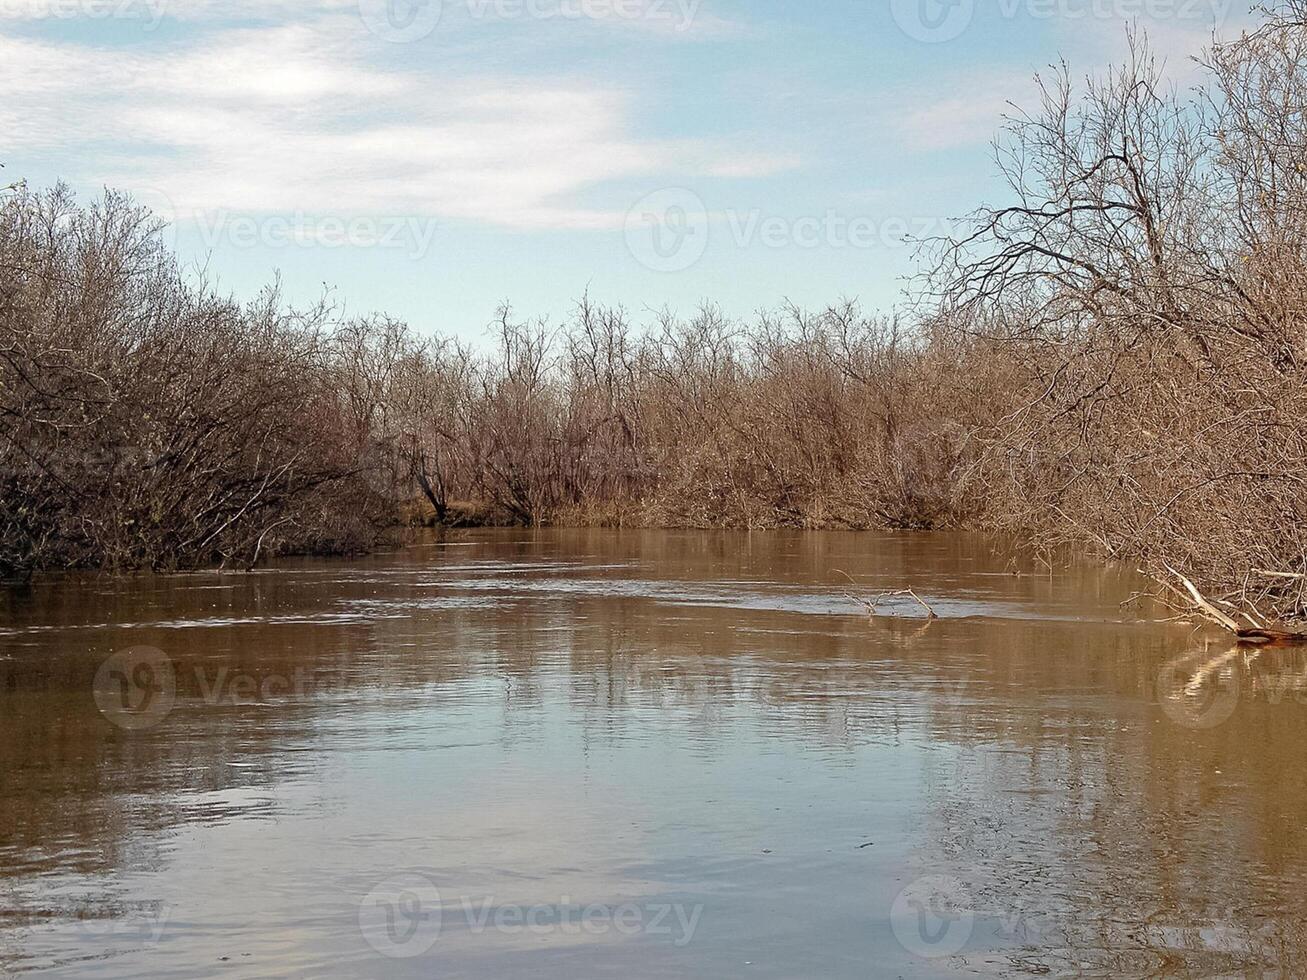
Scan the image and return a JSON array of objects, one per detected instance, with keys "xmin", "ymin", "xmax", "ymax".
[{"xmin": 2, "ymin": 0, "xmax": 1248, "ymax": 340}]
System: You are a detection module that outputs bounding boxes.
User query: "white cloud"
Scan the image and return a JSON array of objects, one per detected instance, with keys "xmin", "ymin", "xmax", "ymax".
[
  {"xmin": 1, "ymin": 20, "xmax": 791, "ymax": 230},
  {"xmin": 0, "ymin": 0, "xmax": 740, "ymax": 39}
]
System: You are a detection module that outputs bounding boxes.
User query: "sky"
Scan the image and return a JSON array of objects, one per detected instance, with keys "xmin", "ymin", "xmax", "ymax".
[{"xmin": 1, "ymin": 0, "xmax": 1251, "ymax": 341}]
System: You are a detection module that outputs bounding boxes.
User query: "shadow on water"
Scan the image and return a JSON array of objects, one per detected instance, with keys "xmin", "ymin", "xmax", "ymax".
[{"xmin": 1, "ymin": 529, "xmax": 1306, "ymax": 976}]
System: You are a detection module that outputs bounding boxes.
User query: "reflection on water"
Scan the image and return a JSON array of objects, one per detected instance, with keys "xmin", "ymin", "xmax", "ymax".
[{"xmin": 1, "ymin": 529, "xmax": 1305, "ymax": 977}]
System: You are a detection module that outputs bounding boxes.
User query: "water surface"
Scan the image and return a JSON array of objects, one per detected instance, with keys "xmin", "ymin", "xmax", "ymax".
[{"xmin": 2, "ymin": 529, "xmax": 1305, "ymax": 977}]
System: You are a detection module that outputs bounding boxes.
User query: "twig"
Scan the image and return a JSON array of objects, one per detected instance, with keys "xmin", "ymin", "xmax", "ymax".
[{"xmin": 833, "ymin": 569, "xmax": 876, "ymax": 614}]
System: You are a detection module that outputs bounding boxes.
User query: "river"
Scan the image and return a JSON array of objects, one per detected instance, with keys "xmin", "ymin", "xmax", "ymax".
[{"xmin": 2, "ymin": 529, "xmax": 1304, "ymax": 977}]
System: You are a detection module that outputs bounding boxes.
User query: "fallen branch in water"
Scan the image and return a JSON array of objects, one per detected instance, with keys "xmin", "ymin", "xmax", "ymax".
[
  {"xmin": 1162, "ymin": 564, "xmax": 1307, "ymax": 645},
  {"xmin": 876, "ymin": 589, "xmax": 939, "ymax": 619},
  {"xmin": 834, "ymin": 570, "xmax": 938, "ymax": 619},
  {"xmin": 1164, "ymin": 564, "xmax": 1241, "ymax": 632}
]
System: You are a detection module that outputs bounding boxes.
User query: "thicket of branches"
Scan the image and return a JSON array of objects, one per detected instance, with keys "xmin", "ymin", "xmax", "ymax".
[
  {"xmin": 368, "ymin": 298, "xmax": 998, "ymax": 533},
  {"xmin": 0, "ymin": 186, "xmax": 394, "ymax": 574},
  {"xmin": 930, "ymin": 3, "xmax": 1307, "ymax": 623},
  {"xmin": 4, "ymin": 4, "xmax": 1306, "ymax": 623}
]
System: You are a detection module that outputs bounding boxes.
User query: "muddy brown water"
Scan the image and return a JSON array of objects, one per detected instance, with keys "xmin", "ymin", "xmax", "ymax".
[{"xmin": 1, "ymin": 529, "xmax": 1305, "ymax": 977}]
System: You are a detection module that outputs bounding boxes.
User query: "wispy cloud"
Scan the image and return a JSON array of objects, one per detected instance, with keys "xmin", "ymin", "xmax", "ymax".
[
  {"xmin": 0, "ymin": 0, "xmax": 739, "ymax": 38},
  {"xmin": 1, "ymin": 17, "xmax": 790, "ymax": 230}
]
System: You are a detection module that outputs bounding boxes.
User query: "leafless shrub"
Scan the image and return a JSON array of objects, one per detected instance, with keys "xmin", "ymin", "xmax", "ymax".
[
  {"xmin": 929, "ymin": 6, "xmax": 1307, "ymax": 623},
  {"xmin": 383, "ymin": 299, "xmax": 988, "ymax": 533},
  {"xmin": 0, "ymin": 185, "xmax": 395, "ymax": 576}
]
